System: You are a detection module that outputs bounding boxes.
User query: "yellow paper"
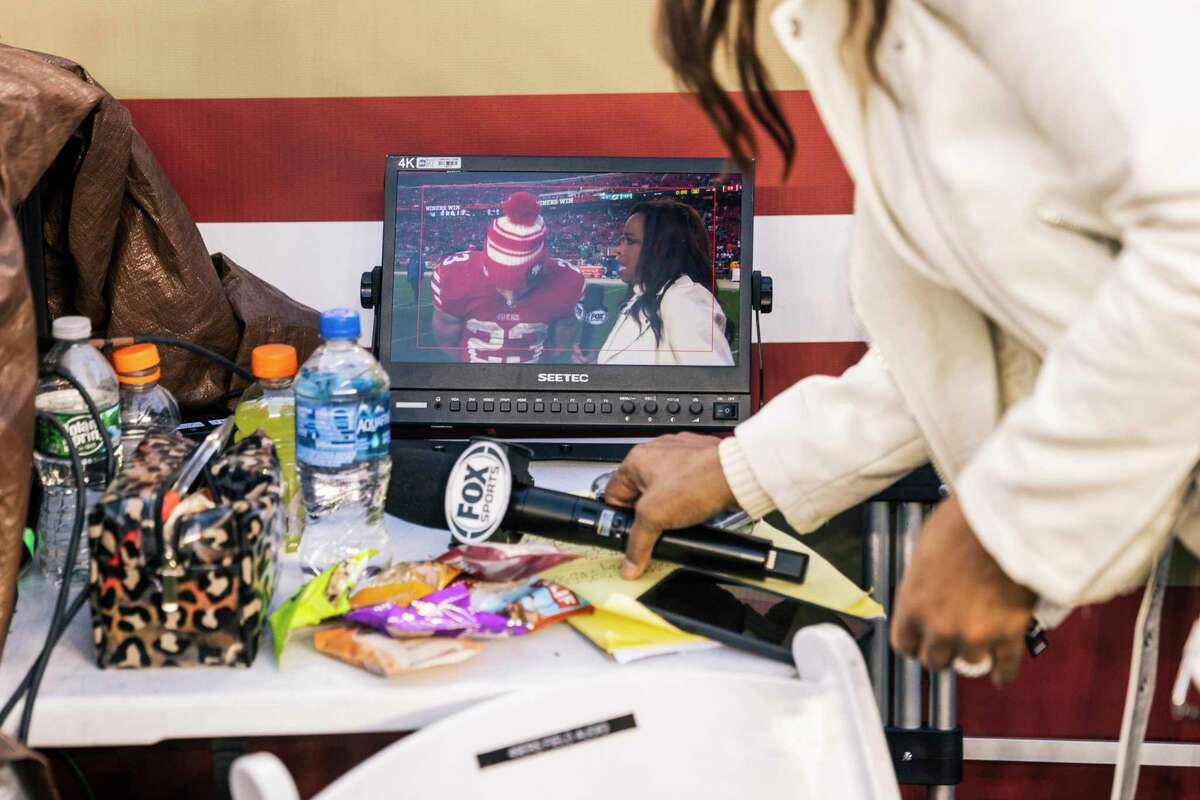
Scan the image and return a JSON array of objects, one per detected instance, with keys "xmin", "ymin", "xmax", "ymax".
[
  {"xmin": 539, "ymin": 520, "xmax": 883, "ymax": 619},
  {"xmin": 568, "ymin": 596, "xmax": 718, "ymax": 663},
  {"xmin": 534, "ymin": 519, "xmax": 883, "ymax": 660},
  {"xmin": 732, "ymin": 522, "xmax": 884, "ymax": 620}
]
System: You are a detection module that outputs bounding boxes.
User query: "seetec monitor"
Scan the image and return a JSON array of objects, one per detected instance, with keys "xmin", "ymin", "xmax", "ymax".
[{"xmin": 372, "ymin": 155, "xmax": 753, "ymax": 432}]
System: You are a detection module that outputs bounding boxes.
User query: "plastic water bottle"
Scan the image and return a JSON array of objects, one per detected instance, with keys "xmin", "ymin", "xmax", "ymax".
[
  {"xmin": 235, "ymin": 344, "xmax": 301, "ymax": 551},
  {"xmin": 33, "ymin": 316, "xmax": 121, "ymax": 588},
  {"xmin": 113, "ymin": 343, "xmax": 181, "ymax": 462},
  {"xmin": 295, "ymin": 310, "xmax": 391, "ymax": 575}
]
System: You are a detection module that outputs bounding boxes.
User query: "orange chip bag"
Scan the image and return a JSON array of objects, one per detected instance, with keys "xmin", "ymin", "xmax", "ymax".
[
  {"xmin": 349, "ymin": 561, "xmax": 460, "ymax": 609},
  {"xmin": 314, "ymin": 627, "xmax": 483, "ymax": 676}
]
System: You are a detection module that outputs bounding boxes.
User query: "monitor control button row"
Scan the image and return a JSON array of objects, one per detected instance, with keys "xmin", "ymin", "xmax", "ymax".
[{"xmin": 431, "ymin": 395, "xmax": 738, "ymax": 422}]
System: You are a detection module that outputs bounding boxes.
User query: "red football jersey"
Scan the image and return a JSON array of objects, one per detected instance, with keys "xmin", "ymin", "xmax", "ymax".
[{"xmin": 431, "ymin": 250, "xmax": 585, "ymax": 363}]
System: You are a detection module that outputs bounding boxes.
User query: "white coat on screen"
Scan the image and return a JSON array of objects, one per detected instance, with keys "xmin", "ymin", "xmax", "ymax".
[{"xmin": 596, "ymin": 276, "xmax": 734, "ymax": 367}]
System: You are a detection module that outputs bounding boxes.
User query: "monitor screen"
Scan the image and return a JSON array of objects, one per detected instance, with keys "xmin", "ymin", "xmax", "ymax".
[{"xmin": 388, "ymin": 169, "xmax": 744, "ymax": 368}]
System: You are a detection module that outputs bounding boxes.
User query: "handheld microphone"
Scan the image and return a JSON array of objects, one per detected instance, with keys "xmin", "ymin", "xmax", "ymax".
[
  {"xmin": 386, "ymin": 440, "xmax": 808, "ymax": 584},
  {"xmin": 574, "ymin": 283, "xmax": 608, "ymax": 353}
]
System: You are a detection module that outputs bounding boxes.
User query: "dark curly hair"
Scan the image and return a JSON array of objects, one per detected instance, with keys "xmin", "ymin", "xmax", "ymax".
[
  {"xmin": 657, "ymin": 0, "xmax": 891, "ymax": 175},
  {"xmin": 624, "ymin": 198, "xmax": 714, "ymax": 346}
]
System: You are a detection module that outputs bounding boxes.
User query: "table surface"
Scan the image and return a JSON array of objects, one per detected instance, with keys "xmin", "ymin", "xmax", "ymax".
[{"xmin": 1, "ymin": 460, "xmax": 794, "ymax": 748}]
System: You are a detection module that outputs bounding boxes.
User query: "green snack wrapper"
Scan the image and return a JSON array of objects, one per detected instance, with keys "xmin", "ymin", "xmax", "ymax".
[{"xmin": 269, "ymin": 550, "xmax": 376, "ymax": 661}]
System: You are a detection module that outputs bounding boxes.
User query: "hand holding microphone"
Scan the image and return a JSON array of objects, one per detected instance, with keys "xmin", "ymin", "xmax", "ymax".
[
  {"xmin": 602, "ymin": 433, "xmax": 740, "ymax": 579},
  {"xmin": 387, "ymin": 437, "xmax": 807, "ymax": 584}
]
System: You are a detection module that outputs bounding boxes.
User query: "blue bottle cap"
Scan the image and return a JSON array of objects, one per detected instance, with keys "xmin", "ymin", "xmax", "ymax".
[{"xmin": 319, "ymin": 308, "xmax": 361, "ymax": 340}]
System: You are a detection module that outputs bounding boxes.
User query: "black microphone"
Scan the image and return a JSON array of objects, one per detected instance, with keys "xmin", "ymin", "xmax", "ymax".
[
  {"xmin": 386, "ymin": 441, "xmax": 808, "ymax": 584},
  {"xmin": 575, "ymin": 283, "xmax": 608, "ymax": 353}
]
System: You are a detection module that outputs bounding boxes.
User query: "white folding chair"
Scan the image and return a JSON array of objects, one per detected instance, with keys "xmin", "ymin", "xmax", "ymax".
[{"xmin": 231, "ymin": 624, "xmax": 899, "ymax": 800}]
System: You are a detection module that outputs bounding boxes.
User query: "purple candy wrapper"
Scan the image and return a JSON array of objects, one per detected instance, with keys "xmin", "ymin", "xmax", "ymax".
[{"xmin": 345, "ymin": 583, "xmax": 524, "ymax": 639}]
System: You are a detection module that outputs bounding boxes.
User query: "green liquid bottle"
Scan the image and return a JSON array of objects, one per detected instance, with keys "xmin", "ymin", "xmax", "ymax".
[{"xmin": 235, "ymin": 344, "xmax": 301, "ymax": 551}]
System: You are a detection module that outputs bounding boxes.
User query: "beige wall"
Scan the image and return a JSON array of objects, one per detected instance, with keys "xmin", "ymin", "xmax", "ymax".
[{"xmin": 2, "ymin": 0, "xmax": 806, "ymax": 99}]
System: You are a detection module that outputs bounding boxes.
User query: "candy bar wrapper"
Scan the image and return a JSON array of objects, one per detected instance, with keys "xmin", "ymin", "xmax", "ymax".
[
  {"xmin": 467, "ymin": 578, "xmax": 542, "ymax": 614},
  {"xmin": 314, "ymin": 627, "xmax": 483, "ymax": 677},
  {"xmin": 345, "ymin": 583, "xmax": 521, "ymax": 639},
  {"xmin": 507, "ymin": 580, "xmax": 592, "ymax": 632},
  {"xmin": 465, "ymin": 578, "xmax": 592, "ymax": 632},
  {"xmin": 350, "ymin": 561, "xmax": 460, "ymax": 609},
  {"xmin": 436, "ymin": 542, "xmax": 580, "ymax": 582},
  {"xmin": 269, "ymin": 550, "xmax": 376, "ymax": 661}
]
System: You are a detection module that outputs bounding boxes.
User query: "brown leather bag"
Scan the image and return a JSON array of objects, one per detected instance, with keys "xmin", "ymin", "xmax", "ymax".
[
  {"xmin": 0, "ymin": 43, "xmax": 318, "ymax": 656},
  {"xmin": 0, "ymin": 733, "xmax": 59, "ymax": 800},
  {"xmin": 0, "ymin": 46, "xmax": 104, "ymax": 658}
]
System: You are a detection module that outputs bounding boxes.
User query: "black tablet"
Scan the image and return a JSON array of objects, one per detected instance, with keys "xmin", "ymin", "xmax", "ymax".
[{"xmin": 639, "ymin": 568, "xmax": 872, "ymax": 664}]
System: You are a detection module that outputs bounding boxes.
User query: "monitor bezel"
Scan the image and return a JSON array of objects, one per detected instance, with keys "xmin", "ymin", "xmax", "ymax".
[{"xmin": 376, "ymin": 155, "xmax": 753, "ymax": 394}]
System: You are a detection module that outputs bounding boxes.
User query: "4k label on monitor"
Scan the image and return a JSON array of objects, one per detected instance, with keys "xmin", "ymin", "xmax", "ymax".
[
  {"xmin": 395, "ymin": 156, "xmax": 462, "ymax": 170},
  {"xmin": 476, "ymin": 714, "xmax": 637, "ymax": 769},
  {"xmin": 296, "ymin": 394, "xmax": 390, "ymax": 468}
]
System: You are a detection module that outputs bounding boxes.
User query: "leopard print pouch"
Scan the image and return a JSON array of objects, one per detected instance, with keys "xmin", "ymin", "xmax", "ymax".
[{"xmin": 87, "ymin": 431, "xmax": 283, "ymax": 668}]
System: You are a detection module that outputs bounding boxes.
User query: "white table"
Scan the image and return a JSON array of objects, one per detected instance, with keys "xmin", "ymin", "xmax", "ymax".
[{"xmin": 1, "ymin": 460, "xmax": 793, "ymax": 748}]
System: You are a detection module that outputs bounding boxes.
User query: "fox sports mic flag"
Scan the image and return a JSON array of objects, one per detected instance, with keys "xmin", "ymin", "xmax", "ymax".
[{"xmin": 444, "ymin": 439, "xmax": 514, "ymax": 544}]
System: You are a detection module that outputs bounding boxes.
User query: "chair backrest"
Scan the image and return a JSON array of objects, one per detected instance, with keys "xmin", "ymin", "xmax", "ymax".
[{"xmin": 230, "ymin": 624, "xmax": 899, "ymax": 800}]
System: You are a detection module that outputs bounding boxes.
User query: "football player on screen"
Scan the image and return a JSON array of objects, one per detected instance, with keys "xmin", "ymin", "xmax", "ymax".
[{"xmin": 430, "ymin": 191, "xmax": 584, "ymax": 363}]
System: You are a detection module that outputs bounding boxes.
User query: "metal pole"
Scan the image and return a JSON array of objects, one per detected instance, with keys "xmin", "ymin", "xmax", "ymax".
[
  {"xmin": 929, "ymin": 669, "xmax": 957, "ymax": 800},
  {"xmin": 863, "ymin": 501, "xmax": 892, "ymax": 723},
  {"xmin": 893, "ymin": 502, "xmax": 924, "ymax": 730}
]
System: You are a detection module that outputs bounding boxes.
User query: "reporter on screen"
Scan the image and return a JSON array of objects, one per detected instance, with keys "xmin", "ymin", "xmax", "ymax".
[{"xmin": 588, "ymin": 198, "xmax": 734, "ymax": 367}]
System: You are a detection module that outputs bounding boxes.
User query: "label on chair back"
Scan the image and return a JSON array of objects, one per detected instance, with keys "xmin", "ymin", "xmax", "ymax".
[{"xmin": 476, "ymin": 714, "xmax": 638, "ymax": 769}]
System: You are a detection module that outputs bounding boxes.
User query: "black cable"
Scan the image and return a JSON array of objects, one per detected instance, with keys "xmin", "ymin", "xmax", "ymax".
[
  {"xmin": 755, "ymin": 306, "xmax": 765, "ymax": 411},
  {"xmin": 0, "ymin": 591, "xmax": 87, "ymax": 727},
  {"xmin": 61, "ymin": 750, "xmax": 97, "ymax": 800},
  {"xmin": 132, "ymin": 335, "xmax": 254, "ymax": 383},
  {"xmin": 3, "ymin": 368, "xmax": 112, "ymax": 735},
  {"xmin": 16, "ymin": 414, "xmax": 87, "ymax": 741}
]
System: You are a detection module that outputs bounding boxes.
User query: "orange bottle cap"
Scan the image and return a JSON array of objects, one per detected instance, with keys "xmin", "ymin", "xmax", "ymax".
[
  {"xmin": 251, "ymin": 344, "xmax": 298, "ymax": 379},
  {"xmin": 113, "ymin": 343, "xmax": 162, "ymax": 385}
]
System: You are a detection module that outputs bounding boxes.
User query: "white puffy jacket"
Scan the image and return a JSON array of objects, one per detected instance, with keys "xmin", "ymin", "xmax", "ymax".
[{"xmin": 720, "ymin": 0, "xmax": 1200, "ymax": 613}]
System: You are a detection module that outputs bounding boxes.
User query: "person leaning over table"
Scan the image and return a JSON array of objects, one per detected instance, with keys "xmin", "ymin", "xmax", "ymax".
[
  {"xmin": 575, "ymin": 197, "xmax": 734, "ymax": 367},
  {"xmin": 605, "ymin": 0, "xmax": 1200, "ymax": 689}
]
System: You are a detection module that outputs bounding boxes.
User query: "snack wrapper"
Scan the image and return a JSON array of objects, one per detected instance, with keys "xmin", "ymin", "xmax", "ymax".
[
  {"xmin": 436, "ymin": 542, "xmax": 580, "ymax": 581},
  {"xmin": 466, "ymin": 578, "xmax": 543, "ymax": 614},
  {"xmin": 466, "ymin": 578, "xmax": 592, "ymax": 631},
  {"xmin": 345, "ymin": 583, "xmax": 517, "ymax": 638},
  {"xmin": 505, "ymin": 579, "xmax": 592, "ymax": 632},
  {"xmin": 345, "ymin": 579, "xmax": 592, "ymax": 640},
  {"xmin": 314, "ymin": 627, "xmax": 483, "ymax": 677},
  {"xmin": 269, "ymin": 550, "xmax": 375, "ymax": 661},
  {"xmin": 350, "ymin": 561, "xmax": 460, "ymax": 609}
]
